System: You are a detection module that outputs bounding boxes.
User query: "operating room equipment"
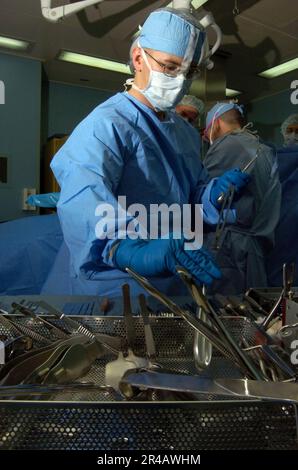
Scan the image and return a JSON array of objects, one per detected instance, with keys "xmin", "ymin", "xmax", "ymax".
[
  {"xmin": 194, "ymin": 9, "xmax": 223, "ymax": 70},
  {"xmin": 244, "ymin": 290, "xmax": 269, "ymax": 317},
  {"xmin": 126, "ymin": 268, "xmax": 269, "ymax": 380},
  {"xmin": 262, "ymin": 263, "xmax": 295, "ymax": 329},
  {"xmin": 0, "ymin": 333, "xmax": 97, "ymax": 386},
  {"xmin": 41, "ymin": 340, "xmax": 105, "ymax": 385},
  {"xmin": 41, "ymin": 0, "xmax": 104, "ymax": 23},
  {"xmin": 214, "ymin": 185, "xmax": 235, "ymax": 250},
  {"xmin": 120, "ymin": 372, "xmax": 298, "ymax": 403},
  {"xmin": 279, "ymin": 323, "xmax": 298, "ymax": 352},
  {"xmin": 214, "ymin": 295, "xmax": 295, "ymax": 380},
  {"xmin": 233, "ymin": 0, "xmax": 240, "ymax": 16},
  {"xmin": 0, "ymin": 383, "xmax": 113, "ymax": 399},
  {"xmin": 176, "ymin": 266, "xmax": 265, "ymax": 380},
  {"xmin": 192, "ymin": 286, "xmax": 213, "ymax": 371},
  {"xmin": 0, "ymin": 335, "xmax": 32, "ymax": 363},
  {"xmin": 126, "ymin": 269, "xmax": 239, "ymax": 359},
  {"xmin": 217, "ymin": 295, "xmax": 259, "ymax": 322},
  {"xmin": 105, "ymin": 285, "xmax": 151, "ymax": 392},
  {"xmin": 0, "ymin": 295, "xmax": 297, "ymax": 450},
  {"xmin": 26, "ymin": 300, "xmax": 121, "ymax": 354},
  {"xmin": 0, "ymin": 312, "xmax": 52, "ymax": 346},
  {"xmin": 11, "ymin": 302, "xmax": 69, "ymax": 340},
  {"xmin": 129, "ymin": 269, "xmax": 295, "ymax": 381},
  {"xmin": 138, "ymin": 294, "xmax": 157, "ymax": 364},
  {"xmin": 0, "ymin": 334, "xmax": 89, "ymax": 382}
]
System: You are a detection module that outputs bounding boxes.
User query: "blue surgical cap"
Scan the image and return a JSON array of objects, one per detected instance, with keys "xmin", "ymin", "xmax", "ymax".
[
  {"xmin": 139, "ymin": 9, "xmax": 205, "ymax": 64},
  {"xmin": 205, "ymin": 102, "xmax": 244, "ymax": 130},
  {"xmin": 178, "ymin": 94, "xmax": 205, "ymax": 114}
]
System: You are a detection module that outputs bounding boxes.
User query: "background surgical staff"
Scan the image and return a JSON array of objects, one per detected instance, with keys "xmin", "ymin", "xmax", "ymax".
[
  {"xmin": 176, "ymin": 94, "xmax": 205, "ymax": 127},
  {"xmin": 203, "ymin": 102, "xmax": 281, "ymax": 295}
]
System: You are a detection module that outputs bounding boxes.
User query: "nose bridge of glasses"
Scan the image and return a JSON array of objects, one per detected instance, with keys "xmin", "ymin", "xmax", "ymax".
[{"xmin": 144, "ymin": 50, "xmax": 182, "ymax": 77}]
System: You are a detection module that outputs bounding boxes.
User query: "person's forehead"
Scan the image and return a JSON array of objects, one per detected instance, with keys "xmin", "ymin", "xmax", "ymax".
[
  {"xmin": 145, "ymin": 48, "xmax": 182, "ymax": 65},
  {"xmin": 177, "ymin": 105, "xmax": 198, "ymax": 115}
]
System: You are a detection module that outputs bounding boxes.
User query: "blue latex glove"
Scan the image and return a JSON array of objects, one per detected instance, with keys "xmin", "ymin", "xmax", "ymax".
[
  {"xmin": 26, "ymin": 192, "xmax": 60, "ymax": 208},
  {"xmin": 114, "ymin": 236, "xmax": 221, "ymax": 286},
  {"xmin": 210, "ymin": 168, "xmax": 251, "ymax": 208}
]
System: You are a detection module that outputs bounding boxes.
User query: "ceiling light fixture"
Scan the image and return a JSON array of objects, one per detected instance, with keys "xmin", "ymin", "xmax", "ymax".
[
  {"xmin": 259, "ymin": 57, "xmax": 298, "ymax": 79},
  {"xmin": 226, "ymin": 88, "xmax": 242, "ymax": 97},
  {"xmin": 0, "ymin": 35, "xmax": 29, "ymax": 51},
  {"xmin": 58, "ymin": 51, "xmax": 131, "ymax": 75}
]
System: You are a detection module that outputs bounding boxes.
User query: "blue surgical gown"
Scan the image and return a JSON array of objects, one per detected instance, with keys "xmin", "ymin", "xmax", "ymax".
[
  {"xmin": 267, "ymin": 146, "xmax": 298, "ymax": 286},
  {"xmin": 43, "ymin": 92, "xmax": 211, "ymax": 297},
  {"xmin": 0, "ymin": 214, "xmax": 63, "ymax": 295},
  {"xmin": 203, "ymin": 130, "xmax": 281, "ymax": 294}
]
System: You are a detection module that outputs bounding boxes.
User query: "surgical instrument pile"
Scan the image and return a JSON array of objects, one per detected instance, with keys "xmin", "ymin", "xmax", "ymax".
[{"xmin": 0, "ymin": 274, "xmax": 297, "ymax": 450}]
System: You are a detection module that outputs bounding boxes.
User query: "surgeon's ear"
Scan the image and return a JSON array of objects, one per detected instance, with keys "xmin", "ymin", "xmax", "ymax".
[
  {"xmin": 213, "ymin": 119, "xmax": 221, "ymax": 135},
  {"xmin": 132, "ymin": 47, "xmax": 143, "ymax": 72}
]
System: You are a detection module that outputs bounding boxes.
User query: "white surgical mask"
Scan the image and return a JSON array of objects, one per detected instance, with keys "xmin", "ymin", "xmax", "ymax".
[{"xmin": 132, "ymin": 48, "xmax": 190, "ymax": 111}]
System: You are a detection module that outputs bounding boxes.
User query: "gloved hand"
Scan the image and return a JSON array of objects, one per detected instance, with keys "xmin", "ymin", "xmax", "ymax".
[
  {"xmin": 114, "ymin": 236, "xmax": 221, "ymax": 286},
  {"xmin": 210, "ymin": 168, "xmax": 251, "ymax": 208}
]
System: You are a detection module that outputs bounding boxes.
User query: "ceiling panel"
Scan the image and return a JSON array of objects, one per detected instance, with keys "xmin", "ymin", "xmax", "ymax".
[
  {"xmin": 0, "ymin": 0, "xmax": 297, "ymax": 102},
  {"xmin": 243, "ymin": 0, "xmax": 298, "ymax": 29}
]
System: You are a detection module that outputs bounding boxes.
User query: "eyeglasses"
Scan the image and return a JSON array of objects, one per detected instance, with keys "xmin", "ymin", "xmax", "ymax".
[
  {"xmin": 286, "ymin": 125, "xmax": 298, "ymax": 134},
  {"xmin": 144, "ymin": 50, "xmax": 201, "ymax": 80}
]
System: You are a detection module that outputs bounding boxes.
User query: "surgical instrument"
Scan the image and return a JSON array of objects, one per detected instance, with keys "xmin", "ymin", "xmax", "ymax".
[
  {"xmin": 120, "ymin": 371, "xmax": 298, "ymax": 403},
  {"xmin": 217, "ymin": 151, "xmax": 260, "ymax": 205},
  {"xmin": 0, "ymin": 383, "xmax": 114, "ymax": 399},
  {"xmin": 176, "ymin": 266, "xmax": 265, "ymax": 380},
  {"xmin": 12, "ymin": 302, "xmax": 69, "ymax": 340},
  {"xmin": 126, "ymin": 268, "xmax": 261, "ymax": 378},
  {"xmin": 193, "ymin": 286, "xmax": 213, "ymax": 371},
  {"xmin": 25, "ymin": 300, "xmax": 120, "ymax": 354}
]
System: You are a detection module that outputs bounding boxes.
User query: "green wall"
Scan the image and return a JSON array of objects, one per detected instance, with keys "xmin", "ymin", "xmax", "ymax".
[
  {"xmin": 0, "ymin": 53, "xmax": 113, "ymax": 221},
  {"xmin": 247, "ymin": 88, "xmax": 298, "ymax": 148},
  {"xmin": 47, "ymin": 82, "xmax": 113, "ymax": 138},
  {"xmin": 0, "ymin": 53, "xmax": 41, "ymax": 221}
]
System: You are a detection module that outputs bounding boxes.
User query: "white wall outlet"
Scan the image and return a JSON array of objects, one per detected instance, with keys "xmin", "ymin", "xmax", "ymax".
[{"xmin": 23, "ymin": 188, "xmax": 37, "ymax": 211}]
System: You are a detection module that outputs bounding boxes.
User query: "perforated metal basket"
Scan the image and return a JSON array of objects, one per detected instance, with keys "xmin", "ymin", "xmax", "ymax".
[{"xmin": 0, "ymin": 315, "xmax": 297, "ymax": 450}]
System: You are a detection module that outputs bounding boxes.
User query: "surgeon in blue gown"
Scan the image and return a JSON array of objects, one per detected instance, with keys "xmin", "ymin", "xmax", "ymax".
[
  {"xmin": 267, "ymin": 114, "xmax": 298, "ymax": 286},
  {"xmin": 203, "ymin": 102, "xmax": 281, "ymax": 295},
  {"xmin": 42, "ymin": 8, "xmax": 249, "ymax": 298}
]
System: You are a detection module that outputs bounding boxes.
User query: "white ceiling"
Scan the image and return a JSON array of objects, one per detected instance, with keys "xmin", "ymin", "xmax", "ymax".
[{"xmin": 0, "ymin": 0, "xmax": 297, "ymax": 101}]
